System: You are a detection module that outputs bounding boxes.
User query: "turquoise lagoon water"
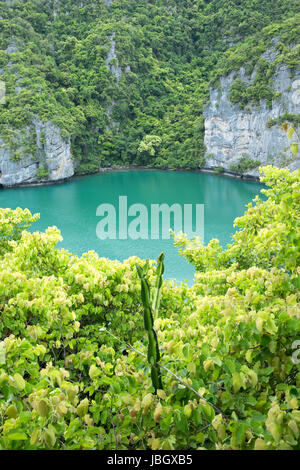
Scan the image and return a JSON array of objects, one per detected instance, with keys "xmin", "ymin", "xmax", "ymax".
[{"xmin": 0, "ymin": 170, "xmax": 262, "ymax": 282}]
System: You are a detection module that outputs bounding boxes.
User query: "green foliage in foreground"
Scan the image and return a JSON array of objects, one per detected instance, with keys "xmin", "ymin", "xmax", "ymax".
[{"xmin": 0, "ymin": 166, "xmax": 299, "ymax": 450}]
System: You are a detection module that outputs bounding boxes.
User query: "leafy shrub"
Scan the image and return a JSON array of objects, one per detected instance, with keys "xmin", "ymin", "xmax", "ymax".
[
  {"xmin": 214, "ymin": 166, "xmax": 224, "ymax": 174},
  {"xmin": 267, "ymin": 113, "xmax": 300, "ymax": 128},
  {"xmin": 0, "ymin": 166, "xmax": 299, "ymax": 450},
  {"xmin": 230, "ymin": 157, "xmax": 261, "ymax": 173},
  {"xmin": 36, "ymin": 165, "xmax": 49, "ymax": 180}
]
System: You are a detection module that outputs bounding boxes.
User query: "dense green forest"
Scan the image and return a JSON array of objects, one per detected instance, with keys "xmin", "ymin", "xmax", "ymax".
[
  {"xmin": 0, "ymin": 0, "xmax": 299, "ymax": 173},
  {"xmin": 0, "ymin": 166, "xmax": 299, "ymax": 450}
]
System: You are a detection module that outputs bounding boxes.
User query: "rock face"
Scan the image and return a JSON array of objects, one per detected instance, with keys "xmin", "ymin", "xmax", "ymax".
[
  {"xmin": 0, "ymin": 120, "xmax": 74, "ymax": 187},
  {"xmin": 106, "ymin": 33, "xmax": 122, "ymax": 82},
  {"xmin": 203, "ymin": 66, "xmax": 300, "ymax": 176}
]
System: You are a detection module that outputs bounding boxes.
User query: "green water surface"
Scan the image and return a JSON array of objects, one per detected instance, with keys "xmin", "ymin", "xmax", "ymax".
[{"xmin": 0, "ymin": 170, "xmax": 263, "ymax": 282}]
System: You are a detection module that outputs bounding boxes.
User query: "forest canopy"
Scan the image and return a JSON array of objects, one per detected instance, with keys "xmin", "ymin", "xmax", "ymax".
[{"xmin": 0, "ymin": 1, "xmax": 299, "ymax": 172}]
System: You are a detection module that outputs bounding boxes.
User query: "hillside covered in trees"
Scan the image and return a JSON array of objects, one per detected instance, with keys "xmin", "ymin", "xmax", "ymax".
[{"xmin": 0, "ymin": 0, "xmax": 299, "ymax": 176}]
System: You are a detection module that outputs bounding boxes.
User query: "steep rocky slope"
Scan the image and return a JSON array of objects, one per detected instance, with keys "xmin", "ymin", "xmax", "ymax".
[
  {"xmin": 204, "ymin": 65, "xmax": 300, "ymax": 177},
  {"xmin": 0, "ymin": 120, "xmax": 74, "ymax": 187}
]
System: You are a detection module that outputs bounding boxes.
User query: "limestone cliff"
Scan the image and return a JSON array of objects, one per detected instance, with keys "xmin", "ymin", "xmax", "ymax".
[
  {"xmin": 0, "ymin": 37, "xmax": 74, "ymax": 188},
  {"xmin": 203, "ymin": 65, "xmax": 300, "ymax": 177},
  {"xmin": 0, "ymin": 120, "xmax": 74, "ymax": 188}
]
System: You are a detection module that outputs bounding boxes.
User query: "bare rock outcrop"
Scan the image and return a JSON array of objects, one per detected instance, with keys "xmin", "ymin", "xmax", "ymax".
[
  {"xmin": 204, "ymin": 65, "xmax": 300, "ymax": 176},
  {"xmin": 0, "ymin": 120, "xmax": 74, "ymax": 187}
]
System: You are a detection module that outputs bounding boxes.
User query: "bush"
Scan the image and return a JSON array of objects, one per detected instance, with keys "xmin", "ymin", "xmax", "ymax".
[
  {"xmin": 0, "ymin": 166, "xmax": 299, "ymax": 450},
  {"xmin": 36, "ymin": 165, "xmax": 49, "ymax": 180},
  {"xmin": 230, "ymin": 157, "xmax": 261, "ymax": 173}
]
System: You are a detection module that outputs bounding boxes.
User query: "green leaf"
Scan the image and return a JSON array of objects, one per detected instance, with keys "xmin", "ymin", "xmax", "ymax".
[
  {"xmin": 232, "ymin": 373, "xmax": 242, "ymax": 393},
  {"xmin": 6, "ymin": 405, "xmax": 18, "ymax": 419},
  {"xmin": 6, "ymin": 432, "xmax": 27, "ymax": 441},
  {"xmin": 254, "ymin": 438, "xmax": 267, "ymax": 450},
  {"xmin": 287, "ymin": 127, "xmax": 295, "ymax": 139},
  {"xmin": 0, "ymin": 342, "xmax": 5, "ymax": 364},
  {"xmin": 44, "ymin": 427, "xmax": 56, "ymax": 448},
  {"xmin": 37, "ymin": 399, "xmax": 48, "ymax": 418},
  {"xmin": 290, "ymin": 142, "xmax": 299, "ymax": 155},
  {"xmin": 89, "ymin": 364, "xmax": 100, "ymax": 380},
  {"xmin": 12, "ymin": 373, "xmax": 26, "ymax": 391}
]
